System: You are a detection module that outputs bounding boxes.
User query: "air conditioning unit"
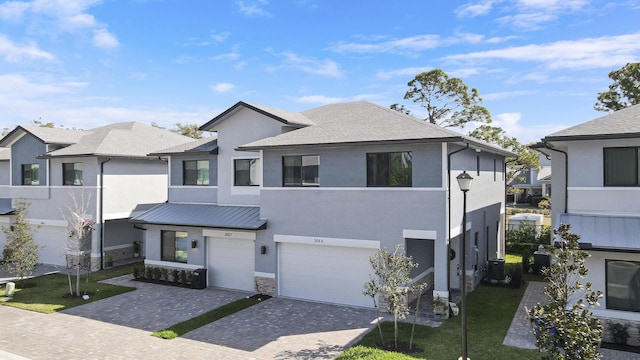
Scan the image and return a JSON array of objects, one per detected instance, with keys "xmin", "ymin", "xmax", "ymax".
[{"xmin": 487, "ymin": 258, "xmax": 506, "ymax": 281}]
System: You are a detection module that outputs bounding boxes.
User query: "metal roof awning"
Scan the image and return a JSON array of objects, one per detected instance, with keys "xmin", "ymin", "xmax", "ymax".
[
  {"xmin": 558, "ymin": 213, "xmax": 640, "ymax": 252},
  {"xmin": 0, "ymin": 198, "xmax": 13, "ymax": 215},
  {"xmin": 131, "ymin": 203, "xmax": 267, "ymax": 230}
]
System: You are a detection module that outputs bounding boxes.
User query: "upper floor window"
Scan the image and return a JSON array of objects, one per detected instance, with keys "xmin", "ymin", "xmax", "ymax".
[
  {"xmin": 367, "ymin": 152, "xmax": 412, "ymax": 187},
  {"xmin": 606, "ymin": 259, "xmax": 640, "ymax": 312},
  {"xmin": 161, "ymin": 230, "xmax": 188, "ymax": 263},
  {"xmin": 604, "ymin": 147, "xmax": 639, "ymax": 186},
  {"xmin": 22, "ymin": 164, "xmax": 39, "ymax": 185},
  {"xmin": 183, "ymin": 160, "xmax": 209, "ymax": 185},
  {"xmin": 63, "ymin": 162, "xmax": 83, "ymax": 186},
  {"xmin": 234, "ymin": 158, "xmax": 260, "ymax": 186},
  {"xmin": 283, "ymin": 155, "xmax": 319, "ymax": 186}
]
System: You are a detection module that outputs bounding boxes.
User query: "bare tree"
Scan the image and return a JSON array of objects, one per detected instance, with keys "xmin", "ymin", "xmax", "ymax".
[{"xmin": 62, "ymin": 191, "xmax": 95, "ymax": 297}]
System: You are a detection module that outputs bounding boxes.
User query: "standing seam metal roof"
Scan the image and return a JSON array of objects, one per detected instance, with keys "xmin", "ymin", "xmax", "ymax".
[{"xmin": 131, "ymin": 203, "xmax": 266, "ymax": 230}]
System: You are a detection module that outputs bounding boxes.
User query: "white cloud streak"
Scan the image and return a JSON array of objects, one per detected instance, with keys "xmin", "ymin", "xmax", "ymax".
[
  {"xmin": 268, "ymin": 50, "xmax": 343, "ymax": 78},
  {"xmin": 0, "ymin": 34, "xmax": 54, "ymax": 62}
]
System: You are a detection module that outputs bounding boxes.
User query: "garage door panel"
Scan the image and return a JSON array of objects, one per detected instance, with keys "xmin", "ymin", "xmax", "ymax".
[
  {"xmin": 279, "ymin": 242, "xmax": 377, "ymax": 307},
  {"xmin": 207, "ymin": 237, "xmax": 254, "ymax": 291}
]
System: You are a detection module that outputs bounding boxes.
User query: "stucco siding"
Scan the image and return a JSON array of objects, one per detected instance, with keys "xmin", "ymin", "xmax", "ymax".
[
  {"xmin": 141, "ymin": 225, "xmax": 206, "ymax": 267},
  {"xmin": 169, "ymin": 154, "xmax": 218, "ymax": 187},
  {"xmin": 10, "ymin": 134, "xmax": 48, "ymax": 186}
]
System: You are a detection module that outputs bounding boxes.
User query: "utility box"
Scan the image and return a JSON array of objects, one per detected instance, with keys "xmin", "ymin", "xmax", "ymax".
[
  {"xmin": 487, "ymin": 258, "xmax": 506, "ymax": 281},
  {"xmin": 192, "ymin": 269, "xmax": 207, "ymax": 289},
  {"xmin": 508, "ymin": 213, "xmax": 544, "ymax": 231}
]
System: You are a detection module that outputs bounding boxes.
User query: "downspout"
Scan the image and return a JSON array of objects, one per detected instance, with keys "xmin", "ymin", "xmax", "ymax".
[
  {"xmin": 447, "ymin": 142, "xmax": 469, "ymax": 300},
  {"xmin": 537, "ymin": 142, "xmax": 568, "ymax": 214},
  {"xmin": 99, "ymin": 157, "xmax": 112, "ymax": 270}
]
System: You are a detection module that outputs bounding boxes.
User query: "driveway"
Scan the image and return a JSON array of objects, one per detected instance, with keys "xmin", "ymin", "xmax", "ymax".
[{"xmin": 1, "ymin": 275, "xmax": 380, "ymax": 359}]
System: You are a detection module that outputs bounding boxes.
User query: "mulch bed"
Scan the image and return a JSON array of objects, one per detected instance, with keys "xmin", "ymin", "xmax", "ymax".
[{"xmin": 376, "ymin": 341, "xmax": 422, "ymax": 354}]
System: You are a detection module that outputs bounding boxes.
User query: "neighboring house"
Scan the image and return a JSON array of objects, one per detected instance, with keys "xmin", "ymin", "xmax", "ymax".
[
  {"xmin": 0, "ymin": 148, "xmax": 10, "ymax": 250},
  {"xmin": 537, "ymin": 104, "xmax": 640, "ymax": 322},
  {"xmin": 0, "ymin": 123, "xmax": 193, "ymax": 270},
  {"xmin": 509, "ymin": 153, "xmax": 551, "ymax": 203},
  {"xmin": 133, "ymin": 101, "xmax": 515, "ymax": 308}
]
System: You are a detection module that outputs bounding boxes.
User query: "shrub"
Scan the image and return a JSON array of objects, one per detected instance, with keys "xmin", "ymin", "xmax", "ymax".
[
  {"xmin": 507, "ymin": 263, "xmax": 523, "ymax": 289},
  {"xmin": 133, "ymin": 265, "xmax": 142, "ymax": 279},
  {"xmin": 180, "ymin": 270, "xmax": 188, "ymax": 285},
  {"xmin": 161, "ymin": 268, "xmax": 169, "ymax": 281},
  {"xmin": 152, "ymin": 267, "xmax": 162, "ymax": 281},
  {"xmin": 172, "ymin": 269, "xmax": 180, "ymax": 283},
  {"xmin": 145, "ymin": 266, "xmax": 153, "ymax": 280}
]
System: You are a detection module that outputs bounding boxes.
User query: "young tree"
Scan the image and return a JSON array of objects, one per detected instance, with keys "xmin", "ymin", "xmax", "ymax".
[
  {"xmin": 363, "ymin": 245, "xmax": 427, "ymax": 350},
  {"xmin": 62, "ymin": 192, "xmax": 95, "ymax": 297},
  {"xmin": 395, "ymin": 69, "xmax": 492, "ymax": 128},
  {"xmin": 595, "ymin": 62, "xmax": 640, "ymax": 112},
  {"xmin": 171, "ymin": 123, "xmax": 203, "ymax": 139},
  {"xmin": 1, "ymin": 200, "xmax": 39, "ymax": 287},
  {"xmin": 529, "ymin": 224, "xmax": 603, "ymax": 359}
]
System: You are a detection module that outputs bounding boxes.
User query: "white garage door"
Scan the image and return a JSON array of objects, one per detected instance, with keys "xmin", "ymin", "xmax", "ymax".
[
  {"xmin": 207, "ymin": 237, "xmax": 254, "ymax": 291},
  {"xmin": 279, "ymin": 242, "xmax": 377, "ymax": 307}
]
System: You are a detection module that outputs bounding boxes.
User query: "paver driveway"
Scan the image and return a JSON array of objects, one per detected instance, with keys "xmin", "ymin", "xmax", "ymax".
[{"xmin": 1, "ymin": 275, "xmax": 379, "ymax": 359}]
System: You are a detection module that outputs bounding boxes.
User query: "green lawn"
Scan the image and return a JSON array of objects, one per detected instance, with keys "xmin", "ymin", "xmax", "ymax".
[
  {"xmin": 0, "ymin": 262, "xmax": 139, "ymax": 314},
  {"xmin": 339, "ymin": 256, "xmax": 542, "ymax": 360}
]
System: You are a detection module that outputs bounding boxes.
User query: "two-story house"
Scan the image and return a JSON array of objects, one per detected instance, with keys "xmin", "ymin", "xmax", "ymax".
[
  {"xmin": 133, "ymin": 101, "xmax": 514, "ymax": 308},
  {"xmin": 509, "ymin": 153, "xmax": 551, "ymax": 204},
  {"xmin": 0, "ymin": 123, "xmax": 193, "ymax": 270},
  {"xmin": 538, "ymin": 104, "xmax": 640, "ymax": 322}
]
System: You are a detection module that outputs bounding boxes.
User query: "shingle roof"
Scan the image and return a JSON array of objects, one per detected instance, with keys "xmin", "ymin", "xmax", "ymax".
[
  {"xmin": 237, "ymin": 101, "xmax": 515, "ymax": 156},
  {"xmin": 0, "ymin": 126, "xmax": 87, "ymax": 147},
  {"xmin": 131, "ymin": 203, "xmax": 267, "ymax": 230},
  {"xmin": 149, "ymin": 136, "xmax": 218, "ymax": 156},
  {"xmin": 44, "ymin": 122, "xmax": 194, "ymax": 158},
  {"xmin": 199, "ymin": 101, "xmax": 315, "ymax": 131},
  {"xmin": 544, "ymin": 104, "xmax": 640, "ymax": 141}
]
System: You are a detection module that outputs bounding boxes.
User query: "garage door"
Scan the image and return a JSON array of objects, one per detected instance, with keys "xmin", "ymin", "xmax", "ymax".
[
  {"xmin": 207, "ymin": 237, "xmax": 254, "ymax": 291},
  {"xmin": 36, "ymin": 225, "xmax": 68, "ymax": 266},
  {"xmin": 279, "ymin": 242, "xmax": 377, "ymax": 307}
]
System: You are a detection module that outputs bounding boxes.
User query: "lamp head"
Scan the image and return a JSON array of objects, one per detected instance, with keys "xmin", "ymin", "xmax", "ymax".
[{"xmin": 456, "ymin": 171, "xmax": 473, "ymax": 192}]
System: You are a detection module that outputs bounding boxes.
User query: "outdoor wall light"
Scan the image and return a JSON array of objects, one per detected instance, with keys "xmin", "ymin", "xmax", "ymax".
[
  {"xmin": 191, "ymin": 239, "xmax": 197, "ymax": 249},
  {"xmin": 260, "ymin": 245, "xmax": 267, "ymax": 255}
]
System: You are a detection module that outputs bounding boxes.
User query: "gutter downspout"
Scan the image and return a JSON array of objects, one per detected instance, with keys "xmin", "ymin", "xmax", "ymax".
[
  {"xmin": 447, "ymin": 142, "xmax": 469, "ymax": 300},
  {"xmin": 537, "ymin": 142, "xmax": 568, "ymax": 214},
  {"xmin": 99, "ymin": 157, "xmax": 112, "ymax": 270}
]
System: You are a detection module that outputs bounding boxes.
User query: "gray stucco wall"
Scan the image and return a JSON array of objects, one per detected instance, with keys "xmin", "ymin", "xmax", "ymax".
[
  {"xmin": 49, "ymin": 157, "xmax": 99, "ymax": 186},
  {"xmin": 11, "ymin": 134, "xmax": 47, "ymax": 186},
  {"xmin": 169, "ymin": 154, "xmax": 218, "ymax": 186},
  {"xmin": 0, "ymin": 161, "xmax": 10, "ymax": 185},
  {"xmin": 142, "ymin": 225, "xmax": 206, "ymax": 267},
  {"xmin": 262, "ymin": 143, "xmax": 443, "ymax": 188}
]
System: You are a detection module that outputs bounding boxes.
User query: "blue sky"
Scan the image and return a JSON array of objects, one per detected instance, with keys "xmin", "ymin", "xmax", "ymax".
[{"xmin": 0, "ymin": 0, "xmax": 639, "ymax": 144}]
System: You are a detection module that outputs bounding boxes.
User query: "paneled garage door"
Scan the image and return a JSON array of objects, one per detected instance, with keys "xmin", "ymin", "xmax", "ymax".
[
  {"xmin": 207, "ymin": 237, "xmax": 254, "ymax": 291},
  {"xmin": 278, "ymin": 242, "xmax": 377, "ymax": 307},
  {"xmin": 36, "ymin": 225, "xmax": 68, "ymax": 266}
]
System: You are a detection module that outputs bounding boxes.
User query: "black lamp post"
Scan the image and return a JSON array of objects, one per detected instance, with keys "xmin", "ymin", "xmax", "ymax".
[{"xmin": 456, "ymin": 170, "xmax": 473, "ymax": 360}]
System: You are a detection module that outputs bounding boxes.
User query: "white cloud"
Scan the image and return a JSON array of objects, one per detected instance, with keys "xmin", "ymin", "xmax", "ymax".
[
  {"xmin": 329, "ymin": 35, "xmax": 443, "ymax": 55},
  {"xmin": 455, "ymin": 1, "xmax": 496, "ymax": 18},
  {"xmin": 482, "ymin": 89, "xmax": 537, "ymax": 101},
  {"xmin": 210, "ymin": 30, "xmax": 231, "ymax": 43},
  {"xmin": 0, "ymin": 74, "xmax": 87, "ymax": 98},
  {"xmin": 294, "ymin": 95, "xmax": 346, "ymax": 105},
  {"xmin": 211, "ymin": 52, "xmax": 240, "ymax": 62},
  {"xmin": 0, "ymin": 34, "xmax": 54, "ymax": 62},
  {"xmin": 444, "ymin": 32, "xmax": 640, "ymax": 70},
  {"xmin": 377, "ymin": 66, "xmax": 433, "ymax": 80},
  {"xmin": 210, "ymin": 83, "xmax": 235, "ymax": 93},
  {"xmin": 236, "ymin": 0, "xmax": 271, "ymax": 17},
  {"xmin": 0, "ymin": 1, "xmax": 30, "ymax": 22},
  {"xmin": 491, "ymin": 111, "xmax": 568, "ymax": 144},
  {"xmin": 268, "ymin": 50, "xmax": 343, "ymax": 78},
  {"xmin": 92, "ymin": 28, "xmax": 119, "ymax": 49}
]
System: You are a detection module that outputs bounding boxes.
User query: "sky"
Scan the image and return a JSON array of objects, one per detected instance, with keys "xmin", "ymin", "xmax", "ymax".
[{"xmin": 0, "ymin": 0, "xmax": 639, "ymax": 144}]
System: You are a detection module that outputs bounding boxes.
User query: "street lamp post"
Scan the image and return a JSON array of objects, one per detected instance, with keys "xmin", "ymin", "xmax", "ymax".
[{"xmin": 456, "ymin": 170, "xmax": 473, "ymax": 360}]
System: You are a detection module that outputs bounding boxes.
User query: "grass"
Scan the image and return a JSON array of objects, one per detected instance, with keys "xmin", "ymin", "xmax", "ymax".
[
  {"xmin": 152, "ymin": 297, "xmax": 262, "ymax": 339},
  {"xmin": 0, "ymin": 262, "xmax": 139, "ymax": 314},
  {"xmin": 338, "ymin": 254, "xmax": 543, "ymax": 360}
]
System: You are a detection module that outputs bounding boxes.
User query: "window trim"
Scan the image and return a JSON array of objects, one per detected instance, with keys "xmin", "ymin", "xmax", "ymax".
[
  {"xmin": 21, "ymin": 163, "xmax": 40, "ymax": 186},
  {"xmin": 183, "ymin": 160, "xmax": 209, "ymax": 186},
  {"xmin": 366, "ymin": 151, "xmax": 412, "ymax": 187},
  {"xmin": 62, "ymin": 162, "xmax": 83, "ymax": 186},
  {"xmin": 282, "ymin": 155, "xmax": 320, "ymax": 187}
]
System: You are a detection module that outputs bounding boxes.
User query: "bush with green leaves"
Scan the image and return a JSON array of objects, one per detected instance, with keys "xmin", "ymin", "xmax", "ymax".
[
  {"xmin": 1, "ymin": 200, "xmax": 39, "ymax": 287},
  {"xmin": 529, "ymin": 224, "xmax": 603, "ymax": 359},
  {"xmin": 609, "ymin": 321, "xmax": 629, "ymax": 345}
]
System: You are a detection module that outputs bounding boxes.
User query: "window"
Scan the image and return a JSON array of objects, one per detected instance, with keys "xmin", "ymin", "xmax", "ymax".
[
  {"xmin": 283, "ymin": 155, "xmax": 319, "ymax": 186},
  {"xmin": 63, "ymin": 163, "xmax": 83, "ymax": 186},
  {"xmin": 183, "ymin": 160, "xmax": 209, "ymax": 185},
  {"xmin": 22, "ymin": 164, "xmax": 39, "ymax": 185},
  {"xmin": 604, "ymin": 147, "xmax": 639, "ymax": 186},
  {"xmin": 234, "ymin": 158, "xmax": 260, "ymax": 186},
  {"xmin": 367, "ymin": 152, "xmax": 412, "ymax": 187},
  {"xmin": 606, "ymin": 260, "xmax": 640, "ymax": 312},
  {"xmin": 161, "ymin": 230, "xmax": 188, "ymax": 263}
]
